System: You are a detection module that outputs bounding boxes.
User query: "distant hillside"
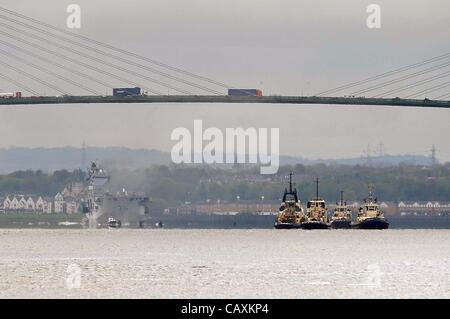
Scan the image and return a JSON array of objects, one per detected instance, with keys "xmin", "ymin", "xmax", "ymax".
[
  {"xmin": 0, "ymin": 147, "xmax": 171, "ymax": 173},
  {"xmin": 289, "ymin": 154, "xmax": 432, "ymax": 167},
  {"xmin": 0, "ymin": 147, "xmax": 433, "ymax": 173}
]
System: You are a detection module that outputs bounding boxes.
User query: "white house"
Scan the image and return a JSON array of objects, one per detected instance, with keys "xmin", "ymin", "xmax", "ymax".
[
  {"xmin": 54, "ymin": 192, "xmax": 65, "ymax": 214},
  {"xmin": 18, "ymin": 196, "xmax": 27, "ymax": 210},
  {"xmin": 1, "ymin": 193, "xmax": 78, "ymax": 214},
  {"xmin": 25, "ymin": 197, "xmax": 35, "ymax": 211},
  {"xmin": 10, "ymin": 197, "xmax": 19, "ymax": 210},
  {"xmin": 35, "ymin": 197, "xmax": 46, "ymax": 212},
  {"xmin": 44, "ymin": 200, "xmax": 53, "ymax": 214},
  {"xmin": 3, "ymin": 196, "xmax": 12, "ymax": 210},
  {"xmin": 65, "ymin": 198, "xmax": 79, "ymax": 215}
]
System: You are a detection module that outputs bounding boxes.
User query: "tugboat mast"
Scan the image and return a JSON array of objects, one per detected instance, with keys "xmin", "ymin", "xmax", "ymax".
[
  {"xmin": 274, "ymin": 170, "xmax": 303, "ymax": 229},
  {"xmin": 368, "ymin": 184, "xmax": 374, "ymax": 201},
  {"xmin": 315, "ymin": 177, "xmax": 319, "ymax": 199},
  {"xmin": 289, "ymin": 171, "xmax": 293, "ymax": 193}
]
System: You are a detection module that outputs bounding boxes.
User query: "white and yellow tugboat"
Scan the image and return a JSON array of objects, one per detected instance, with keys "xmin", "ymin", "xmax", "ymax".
[
  {"xmin": 301, "ymin": 178, "xmax": 329, "ymax": 229},
  {"xmin": 274, "ymin": 172, "xmax": 305, "ymax": 229},
  {"xmin": 330, "ymin": 191, "xmax": 352, "ymax": 229},
  {"xmin": 352, "ymin": 185, "xmax": 389, "ymax": 230}
]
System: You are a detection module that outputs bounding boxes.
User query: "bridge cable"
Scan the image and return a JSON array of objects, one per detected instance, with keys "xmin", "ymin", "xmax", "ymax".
[
  {"xmin": 0, "ymin": 60, "xmax": 70, "ymax": 95},
  {"xmin": 0, "ymin": 63, "xmax": 58, "ymax": 95},
  {"xmin": 0, "ymin": 14, "xmax": 223, "ymax": 95},
  {"xmin": 0, "ymin": 22, "xmax": 194, "ymax": 95},
  {"xmin": 0, "ymin": 30, "xmax": 164, "ymax": 95},
  {"xmin": 0, "ymin": 48, "xmax": 102, "ymax": 95},
  {"xmin": 315, "ymin": 53, "xmax": 450, "ymax": 96},
  {"xmin": 405, "ymin": 81, "xmax": 450, "ymax": 99},
  {"xmin": 434, "ymin": 92, "xmax": 450, "ymax": 100},
  {"xmin": 0, "ymin": 60, "xmax": 68, "ymax": 95},
  {"xmin": 435, "ymin": 93, "xmax": 450, "ymax": 100},
  {"xmin": 0, "ymin": 13, "xmax": 228, "ymax": 95},
  {"xmin": 0, "ymin": 38, "xmax": 119, "ymax": 93},
  {"xmin": 0, "ymin": 8, "xmax": 232, "ymax": 89},
  {"xmin": 371, "ymin": 71, "xmax": 450, "ymax": 98},
  {"xmin": 350, "ymin": 61, "xmax": 450, "ymax": 96},
  {"xmin": 0, "ymin": 73, "xmax": 40, "ymax": 95}
]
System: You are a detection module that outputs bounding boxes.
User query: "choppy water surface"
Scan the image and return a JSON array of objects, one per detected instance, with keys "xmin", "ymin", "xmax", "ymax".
[{"xmin": 0, "ymin": 229, "xmax": 449, "ymax": 298}]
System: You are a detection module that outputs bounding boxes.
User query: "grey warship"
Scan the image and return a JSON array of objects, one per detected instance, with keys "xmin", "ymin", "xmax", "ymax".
[{"xmin": 85, "ymin": 162, "xmax": 150, "ymax": 228}]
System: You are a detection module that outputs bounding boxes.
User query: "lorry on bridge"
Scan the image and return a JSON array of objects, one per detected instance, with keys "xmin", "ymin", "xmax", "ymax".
[
  {"xmin": 0, "ymin": 92, "xmax": 22, "ymax": 99},
  {"xmin": 228, "ymin": 89, "xmax": 263, "ymax": 97},
  {"xmin": 113, "ymin": 87, "xmax": 144, "ymax": 97}
]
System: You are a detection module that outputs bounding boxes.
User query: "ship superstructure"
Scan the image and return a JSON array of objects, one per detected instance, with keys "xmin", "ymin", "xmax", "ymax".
[
  {"xmin": 301, "ymin": 178, "xmax": 329, "ymax": 229},
  {"xmin": 330, "ymin": 191, "xmax": 352, "ymax": 229},
  {"xmin": 274, "ymin": 172, "xmax": 305, "ymax": 229},
  {"xmin": 85, "ymin": 162, "xmax": 150, "ymax": 228},
  {"xmin": 352, "ymin": 185, "xmax": 389, "ymax": 229}
]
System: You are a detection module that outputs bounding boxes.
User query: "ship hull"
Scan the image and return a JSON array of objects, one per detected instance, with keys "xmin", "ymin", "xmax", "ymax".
[
  {"xmin": 330, "ymin": 219, "xmax": 352, "ymax": 229},
  {"xmin": 107, "ymin": 220, "xmax": 122, "ymax": 229},
  {"xmin": 88, "ymin": 196, "xmax": 150, "ymax": 228},
  {"xmin": 352, "ymin": 218, "xmax": 389, "ymax": 230},
  {"xmin": 300, "ymin": 221, "xmax": 330, "ymax": 230},
  {"xmin": 274, "ymin": 222, "xmax": 302, "ymax": 229}
]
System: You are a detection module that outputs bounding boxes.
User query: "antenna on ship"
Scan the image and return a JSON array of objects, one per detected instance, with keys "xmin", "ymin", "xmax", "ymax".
[
  {"xmin": 289, "ymin": 171, "xmax": 293, "ymax": 193},
  {"xmin": 430, "ymin": 144, "xmax": 439, "ymax": 167},
  {"xmin": 81, "ymin": 140, "xmax": 86, "ymax": 169},
  {"xmin": 315, "ymin": 177, "xmax": 319, "ymax": 199},
  {"xmin": 368, "ymin": 184, "xmax": 374, "ymax": 201}
]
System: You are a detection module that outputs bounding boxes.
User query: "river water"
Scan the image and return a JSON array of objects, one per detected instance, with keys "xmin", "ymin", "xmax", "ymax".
[{"xmin": 0, "ymin": 229, "xmax": 449, "ymax": 298}]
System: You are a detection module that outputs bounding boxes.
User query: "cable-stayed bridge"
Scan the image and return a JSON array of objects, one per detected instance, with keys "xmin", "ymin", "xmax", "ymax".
[{"xmin": 0, "ymin": 7, "xmax": 449, "ymax": 108}]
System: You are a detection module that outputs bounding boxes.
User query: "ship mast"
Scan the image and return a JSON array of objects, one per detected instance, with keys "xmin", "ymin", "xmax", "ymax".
[
  {"xmin": 340, "ymin": 190, "xmax": 344, "ymax": 205},
  {"xmin": 365, "ymin": 184, "xmax": 378, "ymax": 204},
  {"xmin": 368, "ymin": 184, "xmax": 374, "ymax": 200},
  {"xmin": 289, "ymin": 171, "xmax": 293, "ymax": 193},
  {"xmin": 315, "ymin": 177, "xmax": 319, "ymax": 199}
]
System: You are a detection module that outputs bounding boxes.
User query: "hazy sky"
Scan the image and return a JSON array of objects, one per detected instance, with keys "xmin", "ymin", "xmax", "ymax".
[{"xmin": 0, "ymin": 0, "xmax": 449, "ymax": 160}]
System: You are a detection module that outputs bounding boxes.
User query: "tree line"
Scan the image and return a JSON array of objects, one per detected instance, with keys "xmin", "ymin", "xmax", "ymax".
[{"xmin": 0, "ymin": 164, "xmax": 449, "ymax": 209}]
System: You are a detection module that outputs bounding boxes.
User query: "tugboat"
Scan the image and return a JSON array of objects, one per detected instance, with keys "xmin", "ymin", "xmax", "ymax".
[
  {"xmin": 301, "ymin": 178, "xmax": 329, "ymax": 229},
  {"xmin": 274, "ymin": 171, "xmax": 305, "ymax": 229},
  {"xmin": 352, "ymin": 185, "xmax": 389, "ymax": 230},
  {"xmin": 330, "ymin": 191, "xmax": 352, "ymax": 229},
  {"xmin": 107, "ymin": 217, "xmax": 122, "ymax": 228}
]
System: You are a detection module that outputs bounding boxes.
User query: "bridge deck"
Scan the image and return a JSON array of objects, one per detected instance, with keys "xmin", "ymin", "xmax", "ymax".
[{"xmin": 0, "ymin": 95, "xmax": 449, "ymax": 108}]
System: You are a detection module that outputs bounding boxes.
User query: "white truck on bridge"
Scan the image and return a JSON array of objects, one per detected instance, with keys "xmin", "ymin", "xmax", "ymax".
[
  {"xmin": 0, "ymin": 92, "xmax": 22, "ymax": 99},
  {"xmin": 0, "ymin": 92, "xmax": 15, "ymax": 98}
]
